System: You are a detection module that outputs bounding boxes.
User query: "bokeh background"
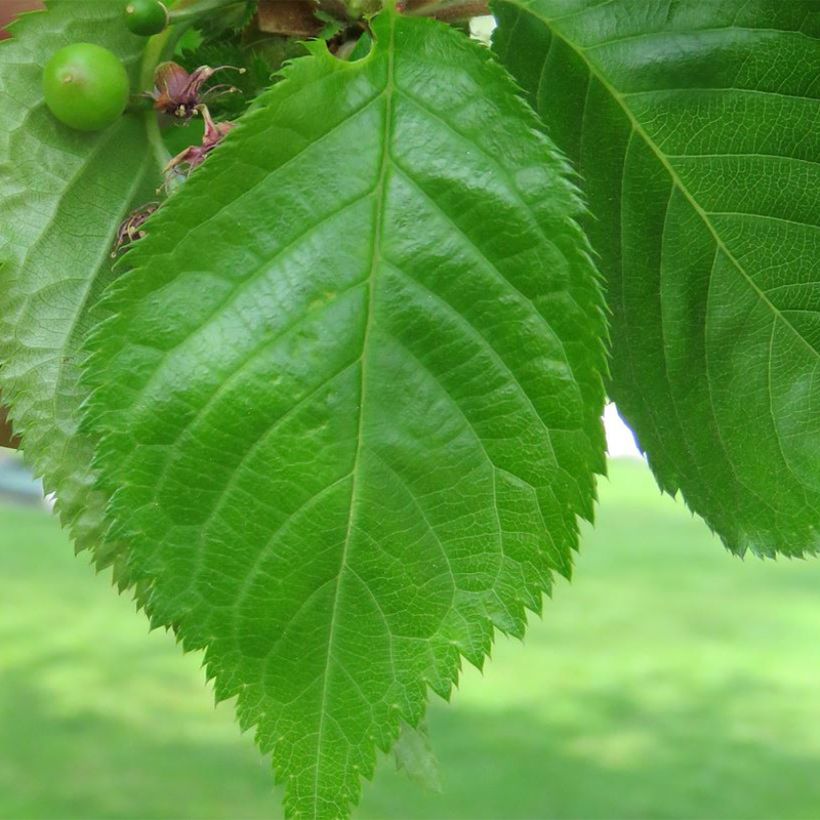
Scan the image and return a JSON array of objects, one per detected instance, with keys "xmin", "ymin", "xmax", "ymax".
[
  {"xmin": 2, "ymin": 6, "xmax": 819, "ymax": 818},
  {"xmin": 2, "ymin": 407, "xmax": 820, "ymax": 819}
]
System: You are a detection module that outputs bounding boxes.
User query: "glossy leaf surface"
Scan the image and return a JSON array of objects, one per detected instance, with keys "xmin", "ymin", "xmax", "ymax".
[
  {"xmin": 85, "ymin": 10, "xmax": 606, "ymax": 816},
  {"xmin": 494, "ymin": 0, "xmax": 820, "ymax": 555}
]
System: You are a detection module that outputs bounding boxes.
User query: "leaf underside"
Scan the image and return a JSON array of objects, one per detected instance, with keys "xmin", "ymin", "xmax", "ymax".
[
  {"xmin": 494, "ymin": 0, "xmax": 820, "ymax": 556},
  {"xmin": 0, "ymin": 0, "xmax": 158, "ymax": 572},
  {"xmin": 85, "ymin": 10, "xmax": 606, "ymax": 817}
]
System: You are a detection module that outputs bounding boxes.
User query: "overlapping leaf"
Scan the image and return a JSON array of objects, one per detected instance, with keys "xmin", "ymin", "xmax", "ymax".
[
  {"xmin": 84, "ymin": 10, "xmax": 606, "ymax": 816},
  {"xmin": 494, "ymin": 0, "xmax": 820, "ymax": 555},
  {"xmin": 0, "ymin": 1, "xmax": 159, "ymax": 570}
]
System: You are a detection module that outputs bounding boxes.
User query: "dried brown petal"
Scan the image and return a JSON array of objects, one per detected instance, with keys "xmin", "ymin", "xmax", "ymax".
[
  {"xmin": 112, "ymin": 202, "xmax": 160, "ymax": 257},
  {"xmin": 163, "ymin": 106, "xmax": 234, "ymax": 183},
  {"xmin": 151, "ymin": 61, "xmax": 245, "ymax": 119}
]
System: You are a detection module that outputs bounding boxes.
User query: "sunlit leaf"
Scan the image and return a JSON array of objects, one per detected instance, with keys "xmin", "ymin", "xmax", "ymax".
[{"xmin": 84, "ymin": 9, "xmax": 606, "ymax": 816}]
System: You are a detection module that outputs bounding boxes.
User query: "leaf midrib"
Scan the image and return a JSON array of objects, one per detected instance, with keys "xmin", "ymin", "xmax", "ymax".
[
  {"xmin": 311, "ymin": 15, "xmax": 397, "ymax": 815},
  {"xmin": 515, "ymin": 2, "xmax": 820, "ymax": 361}
]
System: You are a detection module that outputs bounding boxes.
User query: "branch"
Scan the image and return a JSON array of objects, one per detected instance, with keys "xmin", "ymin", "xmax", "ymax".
[
  {"xmin": 0, "ymin": 402, "xmax": 19, "ymax": 449},
  {"xmin": 402, "ymin": 0, "xmax": 489, "ymax": 21}
]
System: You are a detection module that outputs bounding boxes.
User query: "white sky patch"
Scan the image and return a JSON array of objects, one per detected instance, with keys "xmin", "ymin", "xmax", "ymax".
[
  {"xmin": 604, "ymin": 403, "xmax": 643, "ymax": 459},
  {"xmin": 470, "ymin": 16, "xmax": 496, "ymax": 43}
]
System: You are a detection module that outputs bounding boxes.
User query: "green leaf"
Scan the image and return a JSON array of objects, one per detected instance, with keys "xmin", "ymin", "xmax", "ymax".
[
  {"xmin": 393, "ymin": 720, "xmax": 441, "ymax": 793},
  {"xmin": 494, "ymin": 0, "xmax": 820, "ymax": 556},
  {"xmin": 0, "ymin": 1, "xmax": 160, "ymax": 572},
  {"xmin": 84, "ymin": 9, "xmax": 606, "ymax": 817}
]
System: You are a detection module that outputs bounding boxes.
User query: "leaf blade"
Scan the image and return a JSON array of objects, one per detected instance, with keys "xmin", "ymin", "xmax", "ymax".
[
  {"xmin": 0, "ymin": 0, "xmax": 159, "ymax": 568},
  {"xmin": 85, "ymin": 11, "xmax": 607, "ymax": 817},
  {"xmin": 494, "ymin": 0, "xmax": 820, "ymax": 555}
]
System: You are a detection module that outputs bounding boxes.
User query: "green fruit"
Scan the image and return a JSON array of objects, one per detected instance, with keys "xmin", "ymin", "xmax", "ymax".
[
  {"xmin": 124, "ymin": 0, "xmax": 169, "ymax": 36},
  {"xmin": 43, "ymin": 43, "xmax": 130, "ymax": 132}
]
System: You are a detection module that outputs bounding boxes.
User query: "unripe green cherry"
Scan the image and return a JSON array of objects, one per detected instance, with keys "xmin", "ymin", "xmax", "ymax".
[
  {"xmin": 43, "ymin": 43, "xmax": 130, "ymax": 132},
  {"xmin": 124, "ymin": 0, "xmax": 169, "ymax": 36}
]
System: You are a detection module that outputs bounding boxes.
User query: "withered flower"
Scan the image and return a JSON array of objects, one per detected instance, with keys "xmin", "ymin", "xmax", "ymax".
[
  {"xmin": 111, "ymin": 202, "xmax": 160, "ymax": 257},
  {"xmin": 150, "ymin": 61, "xmax": 245, "ymax": 119},
  {"xmin": 163, "ymin": 105, "xmax": 234, "ymax": 183}
]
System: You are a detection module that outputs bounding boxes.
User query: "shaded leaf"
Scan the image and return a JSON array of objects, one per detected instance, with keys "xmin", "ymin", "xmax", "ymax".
[
  {"xmin": 494, "ymin": 0, "xmax": 820, "ymax": 555},
  {"xmin": 0, "ymin": 0, "xmax": 160, "ymax": 572}
]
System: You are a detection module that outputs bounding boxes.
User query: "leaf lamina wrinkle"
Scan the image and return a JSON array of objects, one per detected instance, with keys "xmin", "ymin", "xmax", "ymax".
[
  {"xmin": 83, "ymin": 8, "xmax": 606, "ymax": 818},
  {"xmin": 0, "ymin": 0, "xmax": 160, "ymax": 578},
  {"xmin": 494, "ymin": 0, "xmax": 820, "ymax": 556}
]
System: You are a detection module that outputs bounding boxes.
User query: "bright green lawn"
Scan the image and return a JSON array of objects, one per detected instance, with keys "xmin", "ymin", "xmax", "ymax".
[{"xmin": 2, "ymin": 459, "xmax": 820, "ymax": 819}]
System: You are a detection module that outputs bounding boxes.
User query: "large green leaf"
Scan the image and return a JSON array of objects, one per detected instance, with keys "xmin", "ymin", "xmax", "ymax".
[
  {"xmin": 494, "ymin": 0, "xmax": 820, "ymax": 555},
  {"xmin": 0, "ymin": 1, "xmax": 159, "ymax": 570},
  {"xmin": 84, "ymin": 9, "xmax": 606, "ymax": 816}
]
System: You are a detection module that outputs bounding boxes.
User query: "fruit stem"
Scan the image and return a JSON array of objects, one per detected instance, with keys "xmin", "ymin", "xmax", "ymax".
[
  {"xmin": 138, "ymin": 0, "xmax": 213, "ymax": 180},
  {"xmin": 139, "ymin": 25, "xmax": 174, "ymax": 171}
]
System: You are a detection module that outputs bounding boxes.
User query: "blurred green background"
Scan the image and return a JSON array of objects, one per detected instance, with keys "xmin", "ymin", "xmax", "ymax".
[{"xmin": 2, "ymin": 457, "xmax": 820, "ymax": 819}]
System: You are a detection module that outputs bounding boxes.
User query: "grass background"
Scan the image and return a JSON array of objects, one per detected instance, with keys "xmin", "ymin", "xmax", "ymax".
[{"xmin": 2, "ymin": 458, "xmax": 820, "ymax": 819}]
